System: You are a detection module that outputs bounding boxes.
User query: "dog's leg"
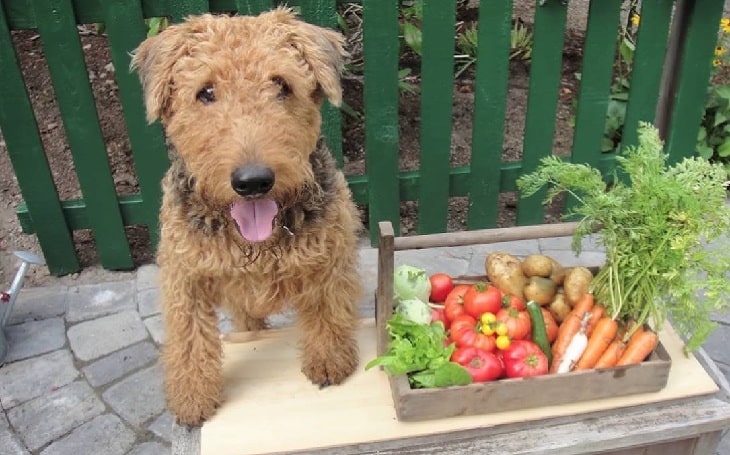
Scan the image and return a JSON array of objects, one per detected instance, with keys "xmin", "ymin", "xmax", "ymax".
[
  {"xmin": 297, "ymin": 266, "xmax": 361, "ymax": 386},
  {"xmin": 161, "ymin": 273, "xmax": 223, "ymax": 426},
  {"xmin": 226, "ymin": 304, "xmax": 268, "ymax": 331}
]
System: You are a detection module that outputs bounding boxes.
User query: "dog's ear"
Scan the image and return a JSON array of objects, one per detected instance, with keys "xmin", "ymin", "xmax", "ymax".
[
  {"xmin": 282, "ymin": 13, "xmax": 348, "ymax": 107},
  {"xmin": 130, "ymin": 25, "xmax": 188, "ymax": 123}
]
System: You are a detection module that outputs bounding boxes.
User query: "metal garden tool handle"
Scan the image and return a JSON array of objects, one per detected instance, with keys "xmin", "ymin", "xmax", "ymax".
[{"xmin": 1, "ymin": 251, "xmax": 45, "ymax": 328}]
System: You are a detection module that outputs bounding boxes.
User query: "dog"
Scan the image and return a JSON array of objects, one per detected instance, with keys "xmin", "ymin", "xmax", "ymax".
[{"xmin": 131, "ymin": 7, "xmax": 362, "ymax": 426}]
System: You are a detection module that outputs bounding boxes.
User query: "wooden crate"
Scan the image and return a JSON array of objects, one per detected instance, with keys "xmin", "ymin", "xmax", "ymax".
[{"xmin": 375, "ymin": 221, "xmax": 672, "ymax": 422}]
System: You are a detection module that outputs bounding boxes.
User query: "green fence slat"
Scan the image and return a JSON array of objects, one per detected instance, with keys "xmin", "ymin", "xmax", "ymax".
[
  {"xmin": 619, "ymin": 0, "xmax": 674, "ymax": 152},
  {"xmin": 103, "ymin": 0, "xmax": 170, "ymax": 249},
  {"xmin": 32, "ymin": 0, "xmax": 134, "ymax": 270},
  {"xmin": 0, "ymin": 5, "xmax": 80, "ymax": 275},
  {"xmin": 300, "ymin": 0, "xmax": 343, "ymax": 167},
  {"xmin": 417, "ymin": 0, "xmax": 456, "ymax": 234},
  {"xmin": 467, "ymin": 0, "xmax": 512, "ymax": 230},
  {"xmin": 168, "ymin": 0, "xmax": 210, "ymax": 23},
  {"xmin": 665, "ymin": 0, "xmax": 725, "ymax": 163},
  {"xmin": 570, "ymin": 0, "xmax": 623, "ymax": 166},
  {"xmin": 362, "ymin": 0, "xmax": 400, "ymax": 240},
  {"xmin": 235, "ymin": 0, "xmax": 273, "ymax": 15},
  {"xmin": 516, "ymin": 0, "xmax": 568, "ymax": 226}
]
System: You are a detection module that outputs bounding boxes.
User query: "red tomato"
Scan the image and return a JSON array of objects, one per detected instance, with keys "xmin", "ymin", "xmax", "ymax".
[
  {"xmin": 501, "ymin": 292, "xmax": 526, "ymax": 311},
  {"xmin": 463, "ymin": 283, "xmax": 502, "ymax": 318},
  {"xmin": 451, "ymin": 347, "xmax": 503, "ymax": 382},
  {"xmin": 430, "ymin": 308, "xmax": 449, "ymax": 328},
  {"xmin": 495, "ymin": 308, "xmax": 532, "ymax": 340},
  {"xmin": 429, "ymin": 273, "xmax": 454, "ymax": 303},
  {"xmin": 444, "ymin": 284, "xmax": 471, "ymax": 322},
  {"xmin": 501, "ymin": 340, "xmax": 549, "ymax": 378},
  {"xmin": 449, "ymin": 315, "xmax": 496, "ymax": 352}
]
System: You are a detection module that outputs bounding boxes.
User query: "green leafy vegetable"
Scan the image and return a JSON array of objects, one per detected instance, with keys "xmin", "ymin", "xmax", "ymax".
[
  {"xmin": 517, "ymin": 122, "xmax": 730, "ymax": 352},
  {"xmin": 365, "ymin": 314, "xmax": 472, "ymax": 388}
]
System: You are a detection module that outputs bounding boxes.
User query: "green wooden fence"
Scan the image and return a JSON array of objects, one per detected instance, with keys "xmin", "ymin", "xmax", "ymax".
[{"xmin": 0, "ymin": 0, "xmax": 725, "ymax": 275}]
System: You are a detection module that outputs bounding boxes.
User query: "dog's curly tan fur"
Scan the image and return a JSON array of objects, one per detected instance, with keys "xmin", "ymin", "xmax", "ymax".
[{"xmin": 131, "ymin": 8, "xmax": 362, "ymax": 426}]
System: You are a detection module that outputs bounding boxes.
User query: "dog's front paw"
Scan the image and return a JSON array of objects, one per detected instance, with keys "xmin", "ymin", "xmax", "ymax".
[
  {"xmin": 169, "ymin": 397, "xmax": 220, "ymax": 427},
  {"xmin": 301, "ymin": 337, "xmax": 359, "ymax": 387}
]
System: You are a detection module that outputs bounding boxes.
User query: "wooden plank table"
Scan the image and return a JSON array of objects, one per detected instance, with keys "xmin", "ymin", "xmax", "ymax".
[{"xmin": 168, "ymin": 319, "xmax": 730, "ymax": 455}]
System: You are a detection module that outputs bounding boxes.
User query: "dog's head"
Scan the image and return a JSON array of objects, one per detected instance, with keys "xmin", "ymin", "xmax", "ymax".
[{"xmin": 131, "ymin": 8, "xmax": 346, "ymax": 242}]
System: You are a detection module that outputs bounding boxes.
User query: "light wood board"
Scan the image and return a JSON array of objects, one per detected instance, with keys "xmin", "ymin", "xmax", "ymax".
[{"xmin": 201, "ymin": 319, "xmax": 719, "ymax": 455}]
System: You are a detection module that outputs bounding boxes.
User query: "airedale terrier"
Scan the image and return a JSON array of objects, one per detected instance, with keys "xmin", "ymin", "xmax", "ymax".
[{"xmin": 131, "ymin": 8, "xmax": 362, "ymax": 426}]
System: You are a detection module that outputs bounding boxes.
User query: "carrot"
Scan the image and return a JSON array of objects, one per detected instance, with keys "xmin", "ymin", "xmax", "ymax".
[
  {"xmin": 616, "ymin": 330, "xmax": 659, "ymax": 366},
  {"xmin": 584, "ymin": 305, "xmax": 606, "ymax": 338},
  {"xmin": 575, "ymin": 317, "xmax": 618, "ymax": 370},
  {"xmin": 593, "ymin": 339, "xmax": 626, "ymax": 369},
  {"xmin": 550, "ymin": 293, "xmax": 594, "ymax": 374},
  {"xmin": 554, "ymin": 312, "xmax": 591, "ymax": 373}
]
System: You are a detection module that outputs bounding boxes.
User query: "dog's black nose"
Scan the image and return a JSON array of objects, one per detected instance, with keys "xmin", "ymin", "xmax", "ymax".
[{"xmin": 231, "ymin": 165, "xmax": 275, "ymax": 196}]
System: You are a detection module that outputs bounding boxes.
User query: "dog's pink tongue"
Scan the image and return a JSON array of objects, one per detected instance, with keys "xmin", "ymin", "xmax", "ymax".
[{"xmin": 230, "ymin": 199, "xmax": 278, "ymax": 242}]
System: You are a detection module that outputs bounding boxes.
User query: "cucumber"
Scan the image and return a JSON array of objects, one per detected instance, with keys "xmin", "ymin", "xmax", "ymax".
[{"xmin": 527, "ymin": 300, "xmax": 553, "ymax": 368}]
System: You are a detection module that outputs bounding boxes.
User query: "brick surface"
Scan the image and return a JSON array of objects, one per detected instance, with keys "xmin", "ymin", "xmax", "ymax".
[
  {"xmin": 0, "ymin": 427, "xmax": 28, "ymax": 455},
  {"xmin": 138, "ymin": 287, "xmax": 161, "ymax": 318},
  {"xmin": 67, "ymin": 311, "xmax": 148, "ymax": 361},
  {"xmin": 82, "ymin": 341, "xmax": 159, "ymax": 387},
  {"xmin": 40, "ymin": 414, "xmax": 135, "ymax": 455},
  {"xmin": 102, "ymin": 364, "xmax": 166, "ymax": 426},
  {"xmin": 66, "ymin": 281, "xmax": 137, "ymax": 323},
  {"xmin": 7, "ymin": 286, "xmax": 67, "ymax": 325},
  {"xmin": 0, "ymin": 350, "xmax": 78, "ymax": 409},
  {"xmin": 148, "ymin": 411, "xmax": 173, "ymax": 442},
  {"xmin": 8, "ymin": 381, "xmax": 104, "ymax": 451},
  {"xmin": 136, "ymin": 264, "xmax": 160, "ymax": 291},
  {"xmin": 143, "ymin": 315, "xmax": 165, "ymax": 345},
  {"xmin": 394, "ymin": 247, "xmax": 471, "ymax": 277},
  {"xmin": 127, "ymin": 441, "xmax": 171, "ymax": 455},
  {"xmin": 4, "ymin": 318, "xmax": 66, "ymax": 363}
]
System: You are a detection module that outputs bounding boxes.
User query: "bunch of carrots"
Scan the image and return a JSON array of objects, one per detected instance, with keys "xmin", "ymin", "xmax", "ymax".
[{"xmin": 549, "ymin": 293, "xmax": 659, "ymax": 374}]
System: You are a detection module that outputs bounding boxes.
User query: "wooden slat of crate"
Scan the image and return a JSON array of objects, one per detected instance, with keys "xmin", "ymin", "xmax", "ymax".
[{"xmin": 200, "ymin": 319, "xmax": 718, "ymax": 455}]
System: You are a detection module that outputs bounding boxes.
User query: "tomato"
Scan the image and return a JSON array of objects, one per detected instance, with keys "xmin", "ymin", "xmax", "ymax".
[
  {"xmin": 444, "ymin": 284, "xmax": 471, "ymax": 322},
  {"xmin": 541, "ymin": 308, "xmax": 559, "ymax": 343},
  {"xmin": 501, "ymin": 292, "xmax": 526, "ymax": 311},
  {"xmin": 450, "ymin": 315, "xmax": 496, "ymax": 352},
  {"xmin": 501, "ymin": 340, "xmax": 549, "ymax": 378},
  {"xmin": 463, "ymin": 283, "xmax": 502, "ymax": 318},
  {"xmin": 429, "ymin": 273, "xmax": 454, "ymax": 303},
  {"xmin": 451, "ymin": 346, "xmax": 503, "ymax": 382},
  {"xmin": 495, "ymin": 308, "xmax": 532, "ymax": 340},
  {"xmin": 430, "ymin": 308, "xmax": 448, "ymax": 328},
  {"xmin": 495, "ymin": 334, "xmax": 511, "ymax": 350}
]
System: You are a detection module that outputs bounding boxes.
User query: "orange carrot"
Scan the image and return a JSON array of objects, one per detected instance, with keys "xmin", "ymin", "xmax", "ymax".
[
  {"xmin": 593, "ymin": 339, "xmax": 626, "ymax": 369},
  {"xmin": 550, "ymin": 293, "xmax": 594, "ymax": 373},
  {"xmin": 584, "ymin": 305, "xmax": 606, "ymax": 338},
  {"xmin": 616, "ymin": 330, "xmax": 659, "ymax": 366},
  {"xmin": 575, "ymin": 317, "xmax": 618, "ymax": 370}
]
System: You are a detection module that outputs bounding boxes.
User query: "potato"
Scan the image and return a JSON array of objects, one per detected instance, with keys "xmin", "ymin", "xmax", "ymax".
[
  {"xmin": 548, "ymin": 258, "xmax": 566, "ymax": 285},
  {"xmin": 548, "ymin": 293, "xmax": 572, "ymax": 323},
  {"xmin": 485, "ymin": 252, "xmax": 527, "ymax": 300},
  {"xmin": 523, "ymin": 276, "xmax": 557, "ymax": 305},
  {"xmin": 563, "ymin": 266, "xmax": 593, "ymax": 305},
  {"xmin": 521, "ymin": 255, "xmax": 554, "ymax": 278}
]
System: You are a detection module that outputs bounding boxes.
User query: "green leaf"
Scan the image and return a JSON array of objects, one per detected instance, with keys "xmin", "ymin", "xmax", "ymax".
[
  {"xmin": 601, "ymin": 137, "xmax": 616, "ymax": 153},
  {"xmin": 696, "ymin": 143, "xmax": 714, "ymax": 160},
  {"xmin": 697, "ymin": 127, "xmax": 707, "ymax": 142},
  {"xmin": 714, "ymin": 85, "xmax": 730, "ymax": 102},
  {"xmin": 714, "ymin": 112, "xmax": 728, "ymax": 127},
  {"xmin": 717, "ymin": 140, "xmax": 730, "ymax": 158},
  {"xmin": 403, "ymin": 22, "xmax": 422, "ymax": 56},
  {"xmin": 619, "ymin": 37, "xmax": 635, "ymax": 66}
]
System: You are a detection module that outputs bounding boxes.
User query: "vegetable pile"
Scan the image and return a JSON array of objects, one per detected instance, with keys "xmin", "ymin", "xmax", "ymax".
[
  {"xmin": 517, "ymin": 123, "xmax": 730, "ymax": 352},
  {"xmin": 367, "ymin": 252, "xmax": 657, "ymax": 387}
]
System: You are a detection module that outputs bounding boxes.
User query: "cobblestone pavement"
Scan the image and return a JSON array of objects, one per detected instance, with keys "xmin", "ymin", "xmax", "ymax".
[{"xmin": 1, "ymin": 235, "xmax": 729, "ymax": 455}]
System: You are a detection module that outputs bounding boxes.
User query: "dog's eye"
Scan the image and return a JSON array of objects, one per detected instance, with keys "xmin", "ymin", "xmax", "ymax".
[
  {"xmin": 196, "ymin": 86, "xmax": 216, "ymax": 105},
  {"xmin": 271, "ymin": 76, "xmax": 291, "ymax": 100}
]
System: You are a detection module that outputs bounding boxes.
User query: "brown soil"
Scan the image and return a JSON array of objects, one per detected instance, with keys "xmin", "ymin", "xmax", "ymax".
[{"xmin": 0, "ymin": 11, "xmax": 586, "ymax": 287}]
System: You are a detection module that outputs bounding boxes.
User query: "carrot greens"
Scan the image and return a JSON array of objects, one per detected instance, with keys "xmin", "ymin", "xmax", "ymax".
[{"xmin": 517, "ymin": 123, "xmax": 730, "ymax": 352}]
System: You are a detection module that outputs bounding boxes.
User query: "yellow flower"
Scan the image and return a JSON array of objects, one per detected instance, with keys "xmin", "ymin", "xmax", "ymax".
[
  {"xmin": 716, "ymin": 47, "xmax": 726, "ymax": 56},
  {"xmin": 722, "ymin": 18, "xmax": 730, "ymax": 33},
  {"xmin": 713, "ymin": 58, "xmax": 722, "ymax": 67},
  {"xmin": 630, "ymin": 14, "xmax": 640, "ymax": 27}
]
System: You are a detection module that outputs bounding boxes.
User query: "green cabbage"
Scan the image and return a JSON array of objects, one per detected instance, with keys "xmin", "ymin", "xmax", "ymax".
[
  {"xmin": 393, "ymin": 264, "xmax": 431, "ymax": 303},
  {"xmin": 395, "ymin": 298, "xmax": 432, "ymax": 325}
]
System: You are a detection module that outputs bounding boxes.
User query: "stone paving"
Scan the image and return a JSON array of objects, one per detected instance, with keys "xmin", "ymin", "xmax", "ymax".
[{"xmin": 1, "ymin": 236, "xmax": 729, "ymax": 454}]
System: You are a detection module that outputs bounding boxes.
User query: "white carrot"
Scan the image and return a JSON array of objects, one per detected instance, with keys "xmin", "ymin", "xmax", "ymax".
[{"xmin": 556, "ymin": 313, "xmax": 590, "ymax": 374}]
